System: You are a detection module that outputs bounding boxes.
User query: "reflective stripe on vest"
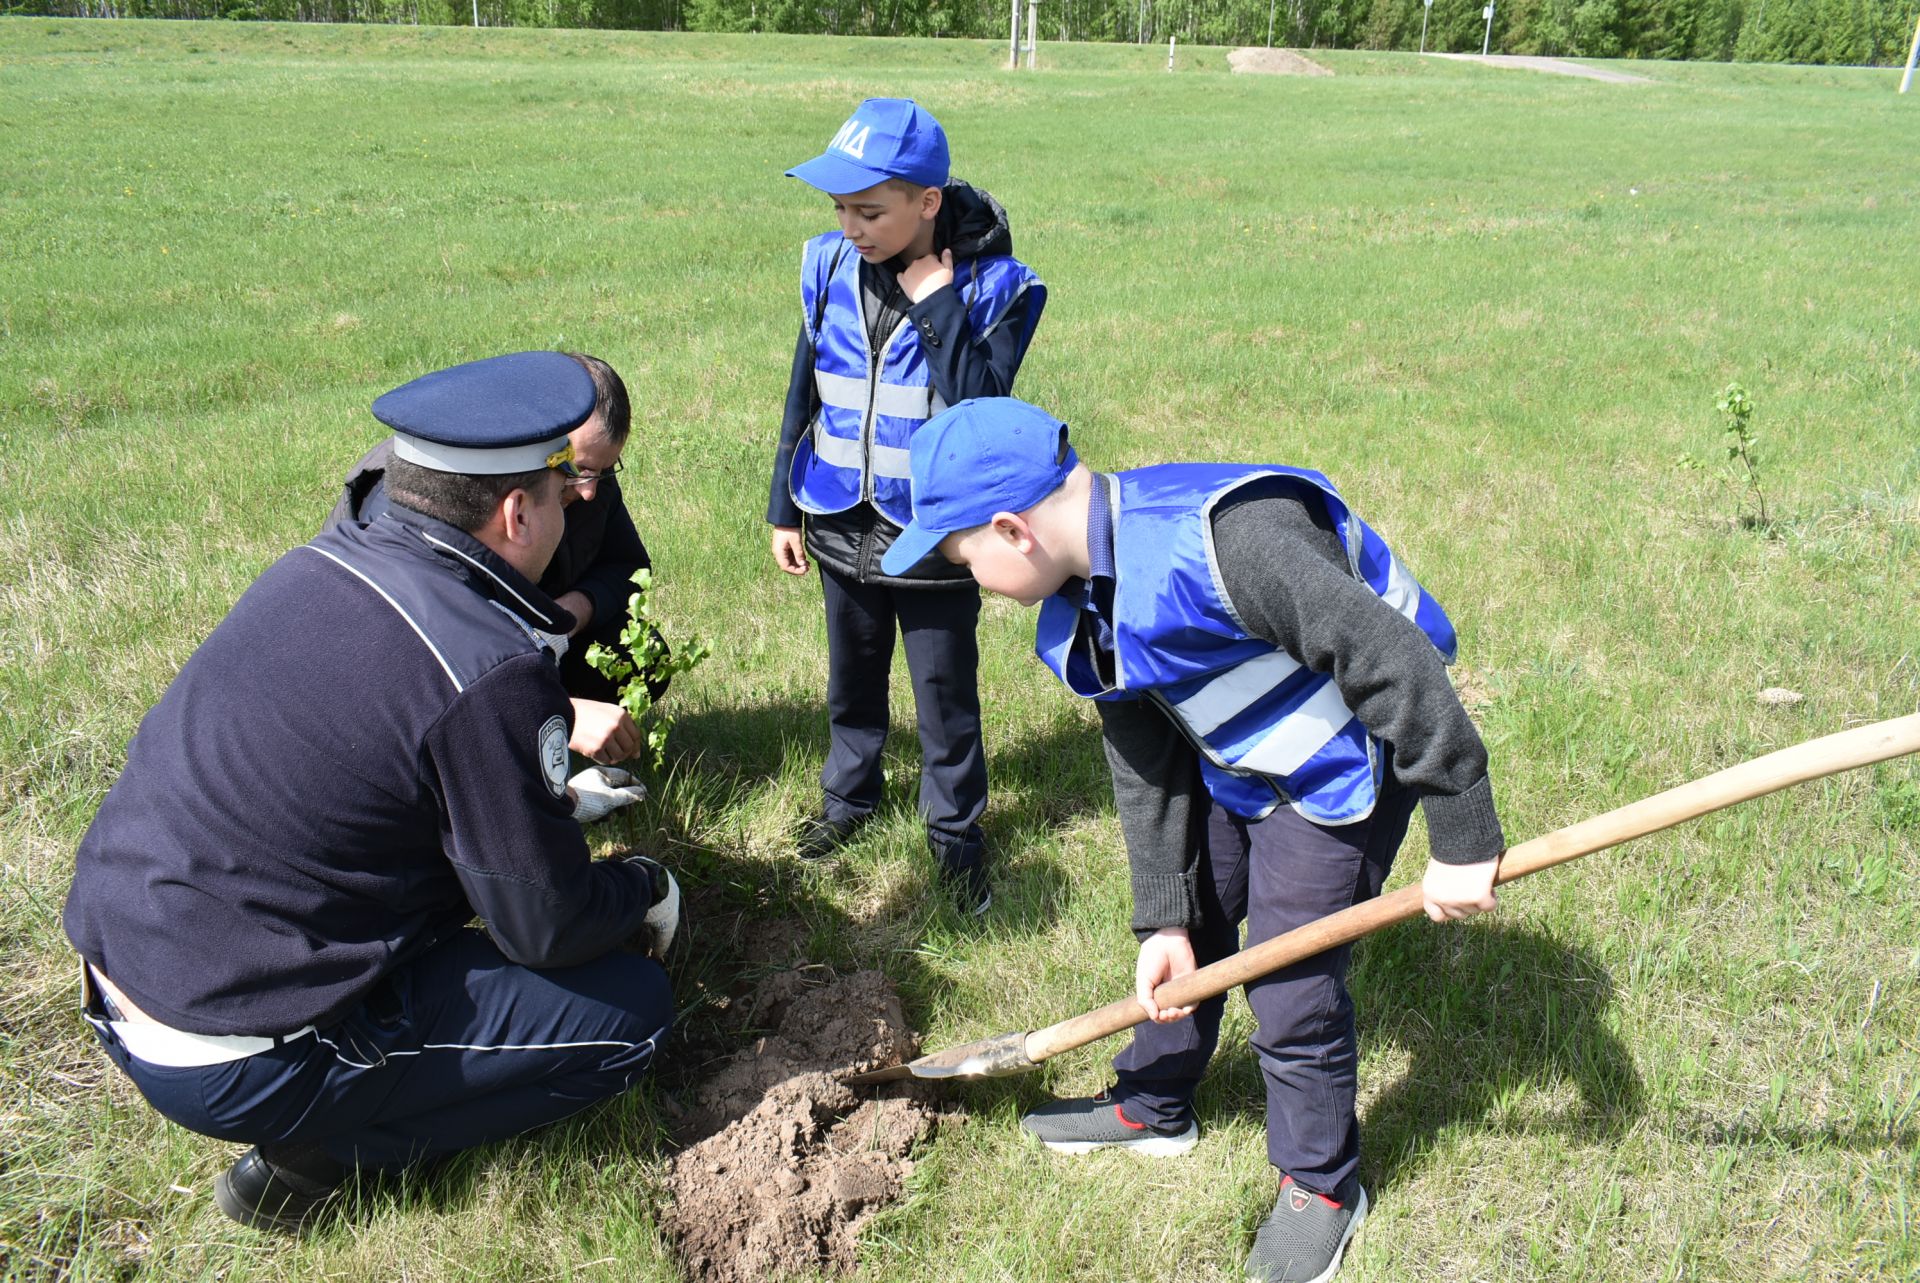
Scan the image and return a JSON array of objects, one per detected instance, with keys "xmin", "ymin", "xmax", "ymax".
[
  {"xmin": 789, "ymin": 231, "xmax": 1044, "ymax": 526},
  {"xmin": 1035, "ymin": 464, "xmax": 1455, "ymax": 824}
]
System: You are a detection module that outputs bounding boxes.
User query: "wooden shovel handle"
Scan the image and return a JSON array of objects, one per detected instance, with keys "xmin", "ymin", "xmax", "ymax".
[{"xmin": 1023, "ymin": 712, "xmax": 1920, "ymax": 1066}]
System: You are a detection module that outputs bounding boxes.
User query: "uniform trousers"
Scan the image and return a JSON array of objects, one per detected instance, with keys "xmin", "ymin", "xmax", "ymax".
[
  {"xmin": 818, "ymin": 564, "xmax": 987, "ymax": 852},
  {"xmin": 87, "ymin": 929, "xmax": 673, "ymax": 1170},
  {"xmin": 1111, "ymin": 781, "xmax": 1418, "ymax": 1196}
]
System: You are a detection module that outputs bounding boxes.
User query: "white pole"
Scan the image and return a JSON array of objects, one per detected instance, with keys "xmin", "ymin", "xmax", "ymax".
[
  {"xmin": 1168, "ymin": 33, "xmax": 1176, "ymax": 70},
  {"xmin": 1420, "ymin": 0, "xmax": 1431, "ymax": 53},
  {"xmin": 1026, "ymin": 0, "xmax": 1038, "ymax": 69},
  {"xmin": 1481, "ymin": 1, "xmax": 1494, "ymax": 54},
  {"xmin": 1901, "ymin": 10, "xmax": 1920, "ymax": 93},
  {"xmin": 1009, "ymin": 0, "xmax": 1020, "ymax": 68},
  {"xmin": 472, "ymin": 0, "xmax": 478, "ymax": 24},
  {"xmin": 1267, "ymin": 0, "xmax": 1275, "ymax": 46}
]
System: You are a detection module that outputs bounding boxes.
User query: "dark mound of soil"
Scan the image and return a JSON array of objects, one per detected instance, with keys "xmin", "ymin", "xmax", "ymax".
[{"xmin": 663, "ymin": 968, "xmax": 943, "ymax": 1283}]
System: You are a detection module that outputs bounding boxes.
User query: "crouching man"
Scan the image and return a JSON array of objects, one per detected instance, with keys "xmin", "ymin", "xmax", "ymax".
[{"xmin": 62, "ymin": 352, "xmax": 680, "ymax": 1231}]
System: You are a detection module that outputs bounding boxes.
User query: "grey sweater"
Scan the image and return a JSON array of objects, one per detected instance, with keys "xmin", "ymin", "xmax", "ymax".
[{"xmin": 1084, "ymin": 479, "xmax": 1506, "ymax": 938}]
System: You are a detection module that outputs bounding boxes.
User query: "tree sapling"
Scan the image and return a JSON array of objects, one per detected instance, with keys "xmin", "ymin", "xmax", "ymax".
[{"xmin": 585, "ymin": 568, "xmax": 711, "ymax": 771}]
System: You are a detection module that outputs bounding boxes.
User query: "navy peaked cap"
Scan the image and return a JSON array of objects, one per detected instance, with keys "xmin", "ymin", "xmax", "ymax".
[{"xmin": 373, "ymin": 351, "xmax": 595, "ymax": 475}]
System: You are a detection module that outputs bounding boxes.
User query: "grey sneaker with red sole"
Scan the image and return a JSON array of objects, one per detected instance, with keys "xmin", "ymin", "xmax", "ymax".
[
  {"xmin": 1245, "ymin": 1173, "xmax": 1368, "ymax": 1283},
  {"xmin": 1018, "ymin": 1087, "xmax": 1199, "ymax": 1157}
]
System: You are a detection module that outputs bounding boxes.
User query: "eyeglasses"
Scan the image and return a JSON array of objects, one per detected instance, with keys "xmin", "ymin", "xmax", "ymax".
[{"xmin": 556, "ymin": 457, "xmax": 624, "ymax": 488}]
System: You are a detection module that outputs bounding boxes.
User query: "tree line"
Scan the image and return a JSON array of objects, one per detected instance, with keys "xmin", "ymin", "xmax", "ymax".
[{"xmin": 12, "ymin": 0, "xmax": 1920, "ymax": 66}]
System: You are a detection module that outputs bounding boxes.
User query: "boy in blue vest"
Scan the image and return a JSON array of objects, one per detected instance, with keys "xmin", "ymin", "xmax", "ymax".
[
  {"xmin": 768, "ymin": 99, "xmax": 1046, "ymax": 913},
  {"xmin": 880, "ymin": 397, "xmax": 1504, "ymax": 1283}
]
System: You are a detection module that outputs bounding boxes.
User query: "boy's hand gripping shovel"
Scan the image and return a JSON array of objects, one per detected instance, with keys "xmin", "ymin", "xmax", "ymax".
[{"xmin": 844, "ymin": 713, "xmax": 1920, "ymax": 1087}]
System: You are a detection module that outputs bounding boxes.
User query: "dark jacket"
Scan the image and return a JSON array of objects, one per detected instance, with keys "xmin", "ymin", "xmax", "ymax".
[
  {"xmin": 331, "ymin": 439, "xmax": 652, "ymax": 628},
  {"xmin": 64, "ymin": 509, "xmax": 658, "ymax": 1036},
  {"xmin": 767, "ymin": 180, "xmax": 1041, "ymax": 588}
]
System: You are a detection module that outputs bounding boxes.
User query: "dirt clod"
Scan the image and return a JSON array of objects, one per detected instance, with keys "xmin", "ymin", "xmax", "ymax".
[{"xmin": 663, "ymin": 968, "xmax": 941, "ymax": 1283}]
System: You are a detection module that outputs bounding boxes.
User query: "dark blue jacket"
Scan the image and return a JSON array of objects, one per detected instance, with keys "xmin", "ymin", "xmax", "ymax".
[{"xmin": 63, "ymin": 508, "xmax": 657, "ymax": 1036}]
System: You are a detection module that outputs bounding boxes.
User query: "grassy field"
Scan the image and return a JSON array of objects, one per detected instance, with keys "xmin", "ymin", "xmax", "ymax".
[{"xmin": 3, "ymin": 18, "xmax": 1918, "ymax": 1281}]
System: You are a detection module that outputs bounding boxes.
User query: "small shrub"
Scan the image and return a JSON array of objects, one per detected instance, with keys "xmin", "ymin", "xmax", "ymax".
[
  {"xmin": 1674, "ymin": 380, "xmax": 1775, "ymax": 531},
  {"xmin": 1716, "ymin": 380, "xmax": 1771, "ymax": 528},
  {"xmin": 584, "ymin": 568, "xmax": 711, "ymax": 771}
]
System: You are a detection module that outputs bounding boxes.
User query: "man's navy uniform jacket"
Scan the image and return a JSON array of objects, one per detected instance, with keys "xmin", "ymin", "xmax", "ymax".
[{"xmin": 63, "ymin": 507, "xmax": 658, "ymax": 1038}]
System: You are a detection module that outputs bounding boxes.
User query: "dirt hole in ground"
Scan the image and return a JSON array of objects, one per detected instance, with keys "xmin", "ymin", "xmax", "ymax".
[
  {"xmin": 656, "ymin": 887, "xmax": 949, "ymax": 1283},
  {"xmin": 1228, "ymin": 47, "xmax": 1333, "ymax": 75}
]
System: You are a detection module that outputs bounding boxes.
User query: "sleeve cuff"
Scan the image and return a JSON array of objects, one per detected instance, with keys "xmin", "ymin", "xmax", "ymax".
[
  {"xmin": 906, "ymin": 285, "xmax": 965, "ymax": 343},
  {"xmin": 1129, "ymin": 870, "xmax": 1198, "ymax": 940},
  {"xmin": 1420, "ymin": 775, "xmax": 1507, "ymax": 864}
]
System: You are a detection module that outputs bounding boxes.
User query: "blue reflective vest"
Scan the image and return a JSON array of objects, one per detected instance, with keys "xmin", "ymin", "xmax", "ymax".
[
  {"xmin": 1035, "ymin": 465, "xmax": 1458, "ymax": 824},
  {"xmin": 789, "ymin": 231, "xmax": 1045, "ymax": 527}
]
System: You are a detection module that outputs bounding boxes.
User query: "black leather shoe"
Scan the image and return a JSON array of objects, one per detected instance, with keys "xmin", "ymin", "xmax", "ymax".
[
  {"xmin": 213, "ymin": 1145, "xmax": 344, "ymax": 1232},
  {"xmin": 795, "ymin": 811, "xmax": 870, "ymax": 862}
]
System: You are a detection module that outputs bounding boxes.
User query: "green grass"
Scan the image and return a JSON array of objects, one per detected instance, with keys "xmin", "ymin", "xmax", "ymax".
[{"xmin": 4, "ymin": 18, "xmax": 1918, "ymax": 1281}]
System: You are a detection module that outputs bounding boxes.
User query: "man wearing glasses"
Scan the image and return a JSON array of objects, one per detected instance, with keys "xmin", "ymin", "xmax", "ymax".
[
  {"xmin": 331, "ymin": 352, "xmax": 661, "ymax": 774},
  {"xmin": 66, "ymin": 352, "xmax": 680, "ymax": 1230}
]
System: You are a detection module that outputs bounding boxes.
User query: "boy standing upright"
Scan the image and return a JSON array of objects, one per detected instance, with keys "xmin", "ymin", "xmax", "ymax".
[
  {"xmin": 879, "ymin": 397, "xmax": 1504, "ymax": 1282},
  {"xmin": 768, "ymin": 99, "xmax": 1046, "ymax": 912}
]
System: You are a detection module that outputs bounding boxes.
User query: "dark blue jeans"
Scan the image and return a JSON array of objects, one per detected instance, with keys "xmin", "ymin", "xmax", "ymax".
[
  {"xmin": 818, "ymin": 565, "xmax": 987, "ymax": 845},
  {"xmin": 1111, "ymin": 785, "xmax": 1418, "ymax": 1196},
  {"xmin": 88, "ymin": 929, "xmax": 673, "ymax": 1170}
]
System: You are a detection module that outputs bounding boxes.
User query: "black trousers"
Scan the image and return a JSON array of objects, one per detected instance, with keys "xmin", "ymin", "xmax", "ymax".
[
  {"xmin": 1111, "ymin": 783, "xmax": 1418, "ymax": 1196},
  {"xmin": 87, "ymin": 930, "xmax": 673, "ymax": 1170},
  {"xmin": 817, "ymin": 564, "xmax": 987, "ymax": 845}
]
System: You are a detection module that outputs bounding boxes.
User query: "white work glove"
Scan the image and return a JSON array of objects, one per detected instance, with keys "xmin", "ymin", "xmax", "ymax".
[
  {"xmin": 568, "ymin": 766, "xmax": 648, "ymax": 824},
  {"xmin": 627, "ymin": 855, "xmax": 681, "ymax": 960}
]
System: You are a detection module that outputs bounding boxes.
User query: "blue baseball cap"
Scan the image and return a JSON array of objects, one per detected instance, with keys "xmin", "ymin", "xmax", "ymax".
[
  {"xmin": 880, "ymin": 397, "xmax": 1078, "ymax": 576},
  {"xmin": 786, "ymin": 98, "xmax": 950, "ymax": 195},
  {"xmin": 373, "ymin": 351, "xmax": 594, "ymax": 475}
]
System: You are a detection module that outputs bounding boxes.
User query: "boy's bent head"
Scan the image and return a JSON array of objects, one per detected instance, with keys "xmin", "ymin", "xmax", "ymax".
[
  {"xmin": 786, "ymin": 97, "xmax": 949, "ymax": 195},
  {"xmin": 881, "ymin": 397, "xmax": 1082, "ymax": 601}
]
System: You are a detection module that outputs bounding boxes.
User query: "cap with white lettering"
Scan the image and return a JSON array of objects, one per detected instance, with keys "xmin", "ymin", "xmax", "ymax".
[
  {"xmin": 880, "ymin": 397, "xmax": 1077, "ymax": 576},
  {"xmin": 373, "ymin": 352, "xmax": 594, "ymax": 476},
  {"xmin": 785, "ymin": 98, "xmax": 950, "ymax": 195}
]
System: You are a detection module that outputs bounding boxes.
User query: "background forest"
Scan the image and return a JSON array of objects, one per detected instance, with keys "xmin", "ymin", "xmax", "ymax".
[{"xmin": 10, "ymin": 0, "xmax": 1919, "ymax": 66}]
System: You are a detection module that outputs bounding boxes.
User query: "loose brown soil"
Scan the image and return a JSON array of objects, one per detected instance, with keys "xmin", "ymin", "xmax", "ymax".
[
  {"xmin": 1228, "ymin": 47, "xmax": 1333, "ymax": 76},
  {"xmin": 661, "ymin": 966, "xmax": 943, "ymax": 1283}
]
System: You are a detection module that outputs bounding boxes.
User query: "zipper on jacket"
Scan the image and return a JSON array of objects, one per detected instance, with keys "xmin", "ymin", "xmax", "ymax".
[{"xmin": 858, "ymin": 271, "xmax": 880, "ymax": 505}]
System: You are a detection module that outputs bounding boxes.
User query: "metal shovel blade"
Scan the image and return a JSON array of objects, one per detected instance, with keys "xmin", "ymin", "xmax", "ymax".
[{"xmin": 840, "ymin": 1029, "xmax": 1038, "ymax": 1085}]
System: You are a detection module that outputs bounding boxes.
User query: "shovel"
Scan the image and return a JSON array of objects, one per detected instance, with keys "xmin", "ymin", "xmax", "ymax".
[{"xmin": 845, "ymin": 712, "xmax": 1920, "ymax": 1087}]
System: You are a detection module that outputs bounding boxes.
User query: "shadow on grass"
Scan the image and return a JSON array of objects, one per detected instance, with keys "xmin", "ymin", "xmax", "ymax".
[
  {"xmin": 668, "ymin": 695, "xmax": 1112, "ymax": 832},
  {"xmin": 1191, "ymin": 918, "xmax": 1646, "ymax": 1194},
  {"xmin": 667, "ymin": 697, "xmax": 819, "ymax": 788},
  {"xmin": 664, "ymin": 695, "xmax": 1107, "ymax": 938},
  {"xmin": 1352, "ymin": 919, "xmax": 1646, "ymax": 1192}
]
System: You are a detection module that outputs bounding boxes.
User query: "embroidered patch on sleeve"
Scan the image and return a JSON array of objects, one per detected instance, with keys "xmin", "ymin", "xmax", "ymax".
[{"xmin": 538, "ymin": 715, "xmax": 570, "ymax": 798}]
